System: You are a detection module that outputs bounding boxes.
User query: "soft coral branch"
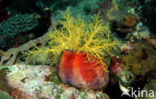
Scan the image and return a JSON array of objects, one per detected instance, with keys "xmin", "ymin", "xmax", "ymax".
[{"xmin": 27, "ymin": 9, "xmax": 120, "ymax": 68}]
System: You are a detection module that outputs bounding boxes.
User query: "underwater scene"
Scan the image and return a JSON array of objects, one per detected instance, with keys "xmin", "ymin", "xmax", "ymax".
[{"xmin": 0, "ymin": 0, "xmax": 156, "ymax": 99}]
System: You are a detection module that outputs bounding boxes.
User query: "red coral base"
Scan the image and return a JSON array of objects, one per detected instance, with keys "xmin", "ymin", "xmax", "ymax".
[{"xmin": 57, "ymin": 50, "xmax": 109, "ymax": 90}]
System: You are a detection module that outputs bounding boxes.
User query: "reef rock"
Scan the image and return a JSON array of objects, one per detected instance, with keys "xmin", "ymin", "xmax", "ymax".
[{"xmin": 4, "ymin": 64, "xmax": 109, "ymax": 99}]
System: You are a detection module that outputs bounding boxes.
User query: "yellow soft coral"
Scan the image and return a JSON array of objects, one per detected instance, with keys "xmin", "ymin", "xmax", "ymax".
[{"xmin": 26, "ymin": 9, "xmax": 120, "ymax": 68}]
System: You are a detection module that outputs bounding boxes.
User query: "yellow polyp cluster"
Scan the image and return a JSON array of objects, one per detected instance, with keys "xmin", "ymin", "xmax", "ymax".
[{"xmin": 26, "ymin": 9, "xmax": 120, "ymax": 67}]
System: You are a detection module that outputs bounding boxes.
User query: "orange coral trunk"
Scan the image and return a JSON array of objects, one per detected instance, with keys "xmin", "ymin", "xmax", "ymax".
[{"xmin": 57, "ymin": 50, "xmax": 109, "ymax": 90}]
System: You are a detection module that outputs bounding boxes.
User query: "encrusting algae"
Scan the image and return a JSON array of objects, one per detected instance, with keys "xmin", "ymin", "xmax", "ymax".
[
  {"xmin": 120, "ymin": 41, "xmax": 156, "ymax": 75},
  {"xmin": 26, "ymin": 9, "xmax": 120, "ymax": 90}
]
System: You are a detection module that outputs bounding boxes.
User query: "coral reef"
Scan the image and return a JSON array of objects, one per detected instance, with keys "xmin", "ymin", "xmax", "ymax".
[
  {"xmin": 0, "ymin": 0, "xmax": 155, "ymax": 98},
  {"xmin": 0, "ymin": 14, "xmax": 39, "ymax": 40}
]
